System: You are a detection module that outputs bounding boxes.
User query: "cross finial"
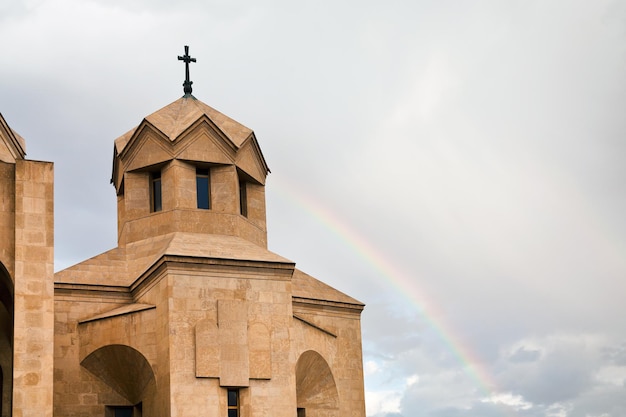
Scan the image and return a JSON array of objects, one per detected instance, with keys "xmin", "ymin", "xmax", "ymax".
[{"xmin": 178, "ymin": 45, "xmax": 197, "ymax": 96}]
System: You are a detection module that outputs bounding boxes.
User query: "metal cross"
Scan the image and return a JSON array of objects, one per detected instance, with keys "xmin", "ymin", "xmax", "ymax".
[{"xmin": 178, "ymin": 45, "xmax": 197, "ymax": 96}]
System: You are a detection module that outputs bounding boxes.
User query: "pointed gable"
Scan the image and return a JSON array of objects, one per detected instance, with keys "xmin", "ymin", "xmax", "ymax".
[
  {"xmin": 124, "ymin": 128, "xmax": 174, "ymax": 173},
  {"xmin": 0, "ymin": 113, "xmax": 26, "ymax": 163},
  {"xmin": 190, "ymin": 100, "xmax": 254, "ymax": 148},
  {"xmin": 112, "ymin": 96, "xmax": 270, "ymax": 191},
  {"xmin": 291, "ymin": 269, "xmax": 364, "ymax": 307},
  {"xmin": 236, "ymin": 135, "xmax": 269, "ymax": 185},
  {"xmin": 176, "ymin": 127, "xmax": 234, "ymax": 165},
  {"xmin": 115, "ymin": 97, "xmax": 256, "ymax": 155},
  {"xmin": 145, "ymin": 97, "xmax": 207, "ymax": 142}
]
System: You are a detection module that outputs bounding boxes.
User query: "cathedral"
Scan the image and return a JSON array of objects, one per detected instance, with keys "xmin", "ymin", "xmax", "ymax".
[{"xmin": 0, "ymin": 48, "xmax": 366, "ymax": 417}]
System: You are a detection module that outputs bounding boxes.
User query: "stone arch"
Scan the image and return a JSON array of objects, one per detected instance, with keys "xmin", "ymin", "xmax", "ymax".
[
  {"xmin": 295, "ymin": 350, "xmax": 339, "ymax": 417},
  {"xmin": 81, "ymin": 344, "xmax": 156, "ymax": 407},
  {"xmin": 0, "ymin": 262, "xmax": 13, "ymax": 417}
]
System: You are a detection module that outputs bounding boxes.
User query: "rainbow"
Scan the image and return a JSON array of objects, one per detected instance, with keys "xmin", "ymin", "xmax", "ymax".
[{"xmin": 269, "ymin": 174, "xmax": 520, "ymax": 416}]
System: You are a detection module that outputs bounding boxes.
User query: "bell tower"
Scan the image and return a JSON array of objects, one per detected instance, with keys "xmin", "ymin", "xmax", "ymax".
[
  {"xmin": 112, "ymin": 46, "xmax": 269, "ymax": 248},
  {"xmin": 111, "ymin": 95, "xmax": 270, "ymax": 248}
]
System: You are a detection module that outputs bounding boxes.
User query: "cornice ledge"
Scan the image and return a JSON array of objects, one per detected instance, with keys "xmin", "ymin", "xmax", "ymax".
[
  {"xmin": 292, "ymin": 296, "xmax": 365, "ymax": 313},
  {"xmin": 129, "ymin": 253, "xmax": 296, "ymax": 298},
  {"xmin": 54, "ymin": 282, "xmax": 131, "ymax": 297},
  {"xmin": 293, "ymin": 314, "xmax": 337, "ymax": 338},
  {"xmin": 159, "ymin": 254, "xmax": 295, "ymax": 271},
  {"xmin": 78, "ymin": 303, "xmax": 156, "ymax": 324}
]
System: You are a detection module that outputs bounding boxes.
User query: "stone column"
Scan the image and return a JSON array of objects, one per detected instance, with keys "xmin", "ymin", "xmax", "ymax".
[{"xmin": 12, "ymin": 160, "xmax": 54, "ymax": 417}]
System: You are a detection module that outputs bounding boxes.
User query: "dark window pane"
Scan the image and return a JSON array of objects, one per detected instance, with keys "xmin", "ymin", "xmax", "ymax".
[
  {"xmin": 196, "ymin": 176, "xmax": 209, "ymax": 209},
  {"xmin": 228, "ymin": 409, "xmax": 238, "ymax": 417},
  {"xmin": 227, "ymin": 389, "xmax": 238, "ymax": 406},
  {"xmin": 153, "ymin": 178, "xmax": 162, "ymax": 212},
  {"xmin": 239, "ymin": 181, "xmax": 247, "ymax": 217},
  {"xmin": 115, "ymin": 407, "xmax": 133, "ymax": 417}
]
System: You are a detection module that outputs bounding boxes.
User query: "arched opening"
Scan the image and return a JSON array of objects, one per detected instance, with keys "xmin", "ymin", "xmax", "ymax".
[
  {"xmin": 0, "ymin": 263, "xmax": 13, "ymax": 417},
  {"xmin": 81, "ymin": 344, "xmax": 156, "ymax": 416},
  {"xmin": 295, "ymin": 350, "xmax": 339, "ymax": 417}
]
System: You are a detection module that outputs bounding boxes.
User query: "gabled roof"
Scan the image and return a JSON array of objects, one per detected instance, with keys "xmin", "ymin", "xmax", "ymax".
[
  {"xmin": 0, "ymin": 113, "xmax": 26, "ymax": 162},
  {"xmin": 114, "ymin": 96, "xmax": 254, "ymax": 154},
  {"xmin": 55, "ymin": 232, "xmax": 293, "ymax": 287},
  {"xmin": 111, "ymin": 96, "xmax": 270, "ymax": 188},
  {"xmin": 54, "ymin": 232, "xmax": 363, "ymax": 309},
  {"xmin": 291, "ymin": 269, "xmax": 364, "ymax": 307}
]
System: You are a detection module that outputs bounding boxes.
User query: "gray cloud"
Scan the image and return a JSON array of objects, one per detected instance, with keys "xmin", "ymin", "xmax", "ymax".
[
  {"xmin": 602, "ymin": 343, "xmax": 626, "ymax": 367},
  {"xmin": 509, "ymin": 347, "xmax": 541, "ymax": 364},
  {"xmin": 363, "ymin": 304, "xmax": 425, "ymax": 358}
]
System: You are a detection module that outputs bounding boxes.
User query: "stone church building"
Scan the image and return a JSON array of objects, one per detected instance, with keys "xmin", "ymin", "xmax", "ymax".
[{"xmin": 0, "ymin": 55, "xmax": 366, "ymax": 417}]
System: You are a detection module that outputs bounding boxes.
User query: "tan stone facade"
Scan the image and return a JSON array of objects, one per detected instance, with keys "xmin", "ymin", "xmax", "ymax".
[
  {"xmin": 0, "ymin": 114, "xmax": 55, "ymax": 417},
  {"xmin": 0, "ymin": 95, "xmax": 366, "ymax": 417}
]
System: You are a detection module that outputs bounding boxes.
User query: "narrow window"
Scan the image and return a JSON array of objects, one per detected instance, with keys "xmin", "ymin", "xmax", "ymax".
[
  {"xmin": 105, "ymin": 406, "xmax": 133, "ymax": 417},
  {"xmin": 196, "ymin": 168, "xmax": 210, "ymax": 209},
  {"xmin": 239, "ymin": 180, "xmax": 247, "ymax": 217},
  {"xmin": 297, "ymin": 408, "xmax": 306, "ymax": 417},
  {"xmin": 227, "ymin": 389, "xmax": 239, "ymax": 417},
  {"xmin": 115, "ymin": 408, "xmax": 133, "ymax": 417},
  {"xmin": 105, "ymin": 403, "xmax": 141, "ymax": 417},
  {"xmin": 151, "ymin": 171, "xmax": 162, "ymax": 212}
]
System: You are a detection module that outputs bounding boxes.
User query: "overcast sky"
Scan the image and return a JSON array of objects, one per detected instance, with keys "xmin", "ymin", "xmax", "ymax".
[{"xmin": 1, "ymin": 1, "xmax": 625, "ymax": 416}]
